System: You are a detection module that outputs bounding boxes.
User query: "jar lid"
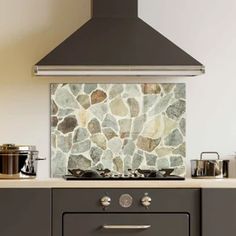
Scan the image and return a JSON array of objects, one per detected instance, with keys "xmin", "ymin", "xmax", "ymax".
[{"xmin": 0, "ymin": 144, "xmax": 37, "ymax": 153}]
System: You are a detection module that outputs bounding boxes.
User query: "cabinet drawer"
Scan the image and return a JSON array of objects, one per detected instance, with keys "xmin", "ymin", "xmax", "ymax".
[{"xmin": 63, "ymin": 213, "xmax": 189, "ymax": 236}]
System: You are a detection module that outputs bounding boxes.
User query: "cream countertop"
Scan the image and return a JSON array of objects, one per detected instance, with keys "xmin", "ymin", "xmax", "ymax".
[{"xmin": 0, "ymin": 178, "xmax": 236, "ymax": 188}]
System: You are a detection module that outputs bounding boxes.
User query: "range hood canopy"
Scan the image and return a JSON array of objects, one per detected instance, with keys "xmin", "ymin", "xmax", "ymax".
[{"xmin": 34, "ymin": 0, "xmax": 205, "ymax": 77}]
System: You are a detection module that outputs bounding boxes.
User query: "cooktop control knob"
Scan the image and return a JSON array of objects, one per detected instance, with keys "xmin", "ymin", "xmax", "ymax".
[
  {"xmin": 100, "ymin": 196, "xmax": 111, "ymax": 208},
  {"xmin": 141, "ymin": 193, "xmax": 152, "ymax": 208},
  {"xmin": 119, "ymin": 194, "xmax": 133, "ymax": 208}
]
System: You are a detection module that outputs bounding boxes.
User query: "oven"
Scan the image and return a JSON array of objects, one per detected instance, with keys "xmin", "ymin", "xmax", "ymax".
[{"xmin": 52, "ymin": 188, "xmax": 200, "ymax": 236}]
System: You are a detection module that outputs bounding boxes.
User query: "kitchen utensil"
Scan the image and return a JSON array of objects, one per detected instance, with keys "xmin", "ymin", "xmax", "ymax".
[
  {"xmin": 191, "ymin": 152, "xmax": 229, "ymax": 179},
  {"xmin": 0, "ymin": 144, "xmax": 45, "ymax": 178}
]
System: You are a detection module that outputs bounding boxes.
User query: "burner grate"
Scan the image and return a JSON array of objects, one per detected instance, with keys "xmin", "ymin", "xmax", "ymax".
[
  {"xmin": 63, "ymin": 175, "xmax": 185, "ymax": 181},
  {"xmin": 64, "ymin": 168, "xmax": 185, "ymax": 181}
]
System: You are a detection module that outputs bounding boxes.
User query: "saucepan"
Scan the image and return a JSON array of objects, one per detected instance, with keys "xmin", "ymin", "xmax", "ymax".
[
  {"xmin": 0, "ymin": 144, "xmax": 45, "ymax": 177},
  {"xmin": 191, "ymin": 152, "xmax": 229, "ymax": 179}
]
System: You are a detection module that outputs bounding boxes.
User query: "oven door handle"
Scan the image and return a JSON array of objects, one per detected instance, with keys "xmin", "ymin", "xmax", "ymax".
[{"xmin": 102, "ymin": 225, "xmax": 151, "ymax": 230}]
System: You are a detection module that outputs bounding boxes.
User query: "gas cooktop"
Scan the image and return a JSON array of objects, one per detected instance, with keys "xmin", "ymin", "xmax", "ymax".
[{"xmin": 63, "ymin": 168, "xmax": 185, "ymax": 181}]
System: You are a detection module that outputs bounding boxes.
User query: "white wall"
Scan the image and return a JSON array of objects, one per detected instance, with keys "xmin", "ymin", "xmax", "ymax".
[{"xmin": 1, "ymin": 0, "xmax": 236, "ymax": 178}]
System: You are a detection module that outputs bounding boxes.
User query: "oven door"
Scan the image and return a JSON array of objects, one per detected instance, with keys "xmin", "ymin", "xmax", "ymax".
[{"xmin": 63, "ymin": 213, "xmax": 189, "ymax": 236}]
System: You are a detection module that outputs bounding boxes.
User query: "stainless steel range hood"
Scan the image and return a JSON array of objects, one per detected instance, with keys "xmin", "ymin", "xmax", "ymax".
[{"xmin": 34, "ymin": 0, "xmax": 205, "ymax": 77}]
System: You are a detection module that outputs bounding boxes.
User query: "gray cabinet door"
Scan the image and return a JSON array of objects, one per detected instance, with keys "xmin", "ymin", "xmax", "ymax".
[
  {"xmin": 64, "ymin": 213, "xmax": 189, "ymax": 236},
  {"xmin": 0, "ymin": 189, "xmax": 51, "ymax": 236},
  {"xmin": 202, "ymin": 189, "xmax": 236, "ymax": 236}
]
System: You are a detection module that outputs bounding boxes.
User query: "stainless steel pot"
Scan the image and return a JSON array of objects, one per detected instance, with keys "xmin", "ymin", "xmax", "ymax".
[
  {"xmin": 0, "ymin": 144, "xmax": 45, "ymax": 178},
  {"xmin": 191, "ymin": 152, "xmax": 229, "ymax": 179}
]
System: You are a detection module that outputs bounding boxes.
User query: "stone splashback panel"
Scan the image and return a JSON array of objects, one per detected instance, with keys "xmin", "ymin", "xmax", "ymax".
[{"xmin": 51, "ymin": 84, "xmax": 186, "ymax": 177}]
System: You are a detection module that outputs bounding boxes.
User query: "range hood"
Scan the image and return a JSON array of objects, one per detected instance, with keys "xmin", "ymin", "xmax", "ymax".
[{"xmin": 34, "ymin": 0, "xmax": 205, "ymax": 77}]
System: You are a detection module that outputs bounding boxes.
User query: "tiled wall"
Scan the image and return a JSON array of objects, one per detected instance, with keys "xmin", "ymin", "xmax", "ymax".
[{"xmin": 51, "ymin": 83, "xmax": 186, "ymax": 177}]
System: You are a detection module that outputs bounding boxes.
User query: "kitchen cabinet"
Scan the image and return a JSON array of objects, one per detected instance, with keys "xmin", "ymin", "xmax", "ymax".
[
  {"xmin": 53, "ymin": 188, "xmax": 200, "ymax": 236},
  {"xmin": 0, "ymin": 189, "xmax": 51, "ymax": 236},
  {"xmin": 202, "ymin": 189, "xmax": 236, "ymax": 236},
  {"xmin": 3, "ymin": 187, "xmax": 236, "ymax": 236}
]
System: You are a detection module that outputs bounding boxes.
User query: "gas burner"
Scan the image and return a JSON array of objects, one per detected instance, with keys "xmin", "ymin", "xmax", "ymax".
[
  {"xmin": 69, "ymin": 169, "xmax": 102, "ymax": 178},
  {"xmin": 65, "ymin": 168, "xmax": 185, "ymax": 181}
]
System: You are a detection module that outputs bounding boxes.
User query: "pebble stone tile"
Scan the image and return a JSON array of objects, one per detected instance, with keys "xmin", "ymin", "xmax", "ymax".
[{"xmin": 51, "ymin": 83, "xmax": 186, "ymax": 177}]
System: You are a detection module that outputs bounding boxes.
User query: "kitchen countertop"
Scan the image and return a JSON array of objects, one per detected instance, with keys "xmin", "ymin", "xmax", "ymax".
[{"xmin": 0, "ymin": 178, "xmax": 236, "ymax": 188}]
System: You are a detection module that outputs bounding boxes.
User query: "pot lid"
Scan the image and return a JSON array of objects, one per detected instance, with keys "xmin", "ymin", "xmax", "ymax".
[
  {"xmin": 34, "ymin": 0, "xmax": 205, "ymax": 77},
  {"xmin": 0, "ymin": 144, "xmax": 37, "ymax": 153}
]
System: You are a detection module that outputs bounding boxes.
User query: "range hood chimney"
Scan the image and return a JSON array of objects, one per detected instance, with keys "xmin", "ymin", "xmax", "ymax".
[{"xmin": 34, "ymin": 0, "xmax": 205, "ymax": 77}]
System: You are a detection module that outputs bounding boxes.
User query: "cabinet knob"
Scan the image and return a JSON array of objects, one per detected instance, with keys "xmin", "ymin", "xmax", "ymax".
[{"xmin": 100, "ymin": 196, "xmax": 111, "ymax": 207}]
